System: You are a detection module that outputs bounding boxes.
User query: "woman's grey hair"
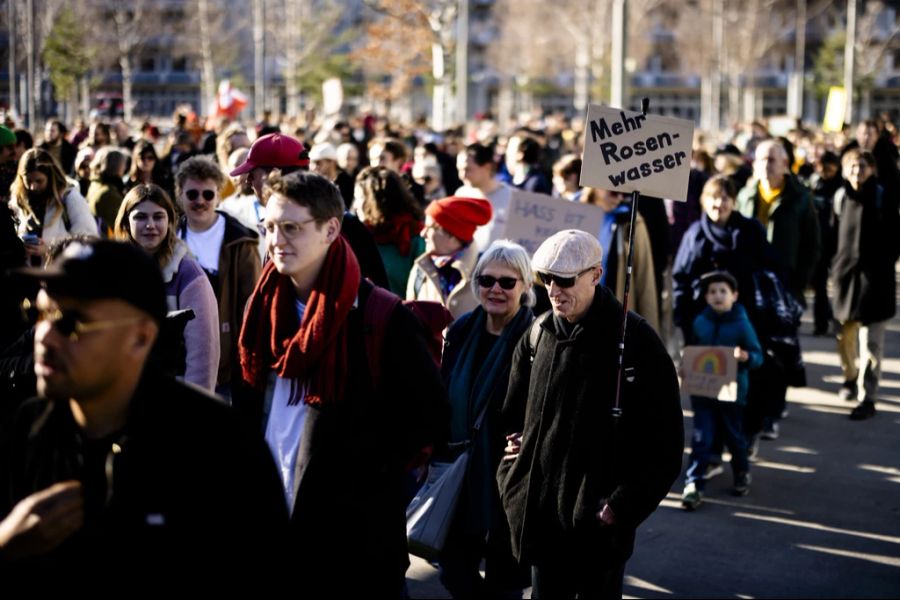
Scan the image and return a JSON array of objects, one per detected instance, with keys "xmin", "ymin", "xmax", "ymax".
[{"xmin": 471, "ymin": 239, "xmax": 537, "ymax": 307}]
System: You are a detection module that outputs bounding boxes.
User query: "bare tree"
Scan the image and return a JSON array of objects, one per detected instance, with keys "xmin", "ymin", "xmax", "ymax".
[
  {"xmin": 852, "ymin": 0, "xmax": 900, "ymax": 118},
  {"xmin": 488, "ymin": 0, "xmax": 668, "ymax": 120},
  {"xmin": 362, "ymin": 0, "xmax": 459, "ymax": 130},
  {"xmin": 672, "ymin": 0, "xmax": 833, "ymax": 129},
  {"xmin": 268, "ymin": 0, "xmax": 345, "ymax": 118},
  {"xmin": 85, "ymin": 0, "xmax": 160, "ymax": 124},
  {"xmin": 179, "ymin": 0, "xmax": 246, "ymax": 118},
  {"xmin": 351, "ymin": 4, "xmax": 432, "ymax": 118}
]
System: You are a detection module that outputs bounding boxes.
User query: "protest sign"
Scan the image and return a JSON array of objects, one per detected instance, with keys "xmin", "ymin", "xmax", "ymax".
[
  {"xmin": 502, "ymin": 190, "xmax": 604, "ymax": 256},
  {"xmin": 823, "ymin": 87, "xmax": 847, "ymax": 133},
  {"xmin": 323, "ymin": 78, "xmax": 344, "ymax": 116},
  {"xmin": 580, "ymin": 104, "xmax": 693, "ymax": 201},
  {"xmin": 681, "ymin": 346, "xmax": 738, "ymax": 402}
]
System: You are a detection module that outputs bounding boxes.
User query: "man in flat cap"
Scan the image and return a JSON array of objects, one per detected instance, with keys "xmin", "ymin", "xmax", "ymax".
[
  {"xmin": 496, "ymin": 229, "xmax": 683, "ymax": 598},
  {"xmin": 0, "ymin": 239, "xmax": 287, "ymax": 584}
]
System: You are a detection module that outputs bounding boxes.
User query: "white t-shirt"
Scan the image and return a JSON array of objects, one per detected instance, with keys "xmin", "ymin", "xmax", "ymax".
[
  {"xmin": 183, "ymin": 213, "xmax": 226, "ymax": 274},
  {"xmin": 265, "ymin": 299, "xmax": 308, "ymax": 514},
  {"xmin": 220, "ymin": 195, "xmax": 266, "ymax": 262},
  {"xmin": 458, "ymin": 183, "xmax": 512, "ymax": 252}
]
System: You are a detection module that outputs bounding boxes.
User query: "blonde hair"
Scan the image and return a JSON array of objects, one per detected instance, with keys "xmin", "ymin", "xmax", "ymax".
[{"xmin": 10, "ymin": 148, "xmax": 72, "ymax": 228}]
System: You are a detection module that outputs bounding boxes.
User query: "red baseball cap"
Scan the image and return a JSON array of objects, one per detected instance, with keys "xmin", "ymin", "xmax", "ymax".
[{"xmin": 229, "ymin": 133, "xmax": 309, "ymax": 176}]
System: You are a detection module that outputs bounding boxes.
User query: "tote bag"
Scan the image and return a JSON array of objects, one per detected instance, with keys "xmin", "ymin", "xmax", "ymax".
[{"xmin": 405, "ymin": 450, "xmax": 470, "ymax": 560}]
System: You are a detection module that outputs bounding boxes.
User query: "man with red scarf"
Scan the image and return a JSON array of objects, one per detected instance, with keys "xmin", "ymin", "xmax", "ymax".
[{"xmin": 239, "ymin": 171, "xmax": 448, "ymax": 597}]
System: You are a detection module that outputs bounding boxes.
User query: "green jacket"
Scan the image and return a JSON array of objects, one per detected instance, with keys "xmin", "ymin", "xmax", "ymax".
[
  {"xmin": 86, "ymin": 176, "xmax": 125, "ymax": 237},
  {"xmin": 736, "ymin": 174, "xmax": 821, "ymax": 298}
]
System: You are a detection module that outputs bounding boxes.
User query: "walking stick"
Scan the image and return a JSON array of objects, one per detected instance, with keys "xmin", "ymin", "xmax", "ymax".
[{"xmin": 611, "ymin": 97, "xmax": 650, "ymax": 423}]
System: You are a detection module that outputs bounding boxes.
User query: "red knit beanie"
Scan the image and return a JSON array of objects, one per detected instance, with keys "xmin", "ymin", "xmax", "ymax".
[{"xmin": 425, "ymin": 196, "xmax": 493, "ymax": 243}]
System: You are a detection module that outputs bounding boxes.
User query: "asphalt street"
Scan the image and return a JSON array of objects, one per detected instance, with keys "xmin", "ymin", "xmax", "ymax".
[{"xmin": 406, "ymin": 296, "xmax": 900, "ymax": 599}]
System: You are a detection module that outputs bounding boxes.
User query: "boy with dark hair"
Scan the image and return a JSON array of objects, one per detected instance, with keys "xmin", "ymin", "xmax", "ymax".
[{"xmin": 681, "ymin": 271, "xmax": 763, "ymax": 510}]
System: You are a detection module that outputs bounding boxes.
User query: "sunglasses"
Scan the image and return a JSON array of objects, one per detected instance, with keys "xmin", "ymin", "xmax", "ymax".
[
  {"xmin": 185, "ymin": 189, "xmax": 216, "ymax": 202},
  {"xmin": 476, "ymin": 275, "xmax": 520, "ymax": 290},
  {"xmin": 23, "ymin": 300, "xmax": 142, "ymax": 342},
  {"xmin": 140, "ymin": 154, "xmax": 156, "ymax": 162},
  {"xmin": 536, "ymin": 267, "xmax": 595, "ymax": 289}
]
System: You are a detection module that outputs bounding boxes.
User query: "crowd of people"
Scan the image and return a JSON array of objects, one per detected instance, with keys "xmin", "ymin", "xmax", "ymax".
[{"xmin": 0, "ymin": 104, "xmax": 897, "ymax": 596}]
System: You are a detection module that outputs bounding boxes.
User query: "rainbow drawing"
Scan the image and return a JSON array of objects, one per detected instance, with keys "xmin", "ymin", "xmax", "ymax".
[{"xmin": 692, "ymin": 348, "xmax": 729, "ymax": 376}]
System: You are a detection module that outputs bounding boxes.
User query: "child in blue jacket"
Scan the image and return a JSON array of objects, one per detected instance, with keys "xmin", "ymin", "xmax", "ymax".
[{"xmin": 682, "ymin": 271, "xmax": 763, "ymax": 509}]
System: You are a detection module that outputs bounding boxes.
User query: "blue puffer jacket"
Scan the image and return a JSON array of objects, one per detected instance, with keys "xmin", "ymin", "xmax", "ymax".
[{"xmin": 691, "ymin": 303, "xmax": 764, "ymax": 405}]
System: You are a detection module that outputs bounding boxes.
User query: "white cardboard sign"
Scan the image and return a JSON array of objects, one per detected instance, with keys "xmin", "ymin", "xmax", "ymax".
[
  {"xmin": 681, "ymin": 345, "xmax": 738, "ymax": 402},
  {"xmin": 580, "ymin": 104, "xmax": 693, "ymax": 202},
  {"xmin": 502, "ymin": 190, "xmax": 604, "ymax": 256}
]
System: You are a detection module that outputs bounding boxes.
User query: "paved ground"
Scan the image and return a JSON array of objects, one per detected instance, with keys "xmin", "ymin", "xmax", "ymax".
[{"xmin": 407, "ymin": 299, "xmax": 900, "ymax": 598}]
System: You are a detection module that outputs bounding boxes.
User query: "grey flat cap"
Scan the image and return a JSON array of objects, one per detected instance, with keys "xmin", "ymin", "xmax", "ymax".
[{"xmin": 532, "ymin": 229, "xmax": 603, "ymax": 277}]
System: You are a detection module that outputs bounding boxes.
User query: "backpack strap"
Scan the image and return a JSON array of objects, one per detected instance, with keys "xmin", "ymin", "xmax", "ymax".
[
  {"xmin": 61, "ymin": 188, "xmax": 72, "ymax": 231},
  {"xmin": 527, "ymin": 312, "xmax": 551, "ymax": 363}
]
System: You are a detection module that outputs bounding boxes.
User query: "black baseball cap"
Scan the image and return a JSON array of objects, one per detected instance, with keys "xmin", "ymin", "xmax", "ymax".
[
  {"xmin": 699, "ymin": 270, "xmax": 738, "ymax": 294},
  {"xmin": 15, "ymin": 239, "xmax": 167, "ymax": 322}
]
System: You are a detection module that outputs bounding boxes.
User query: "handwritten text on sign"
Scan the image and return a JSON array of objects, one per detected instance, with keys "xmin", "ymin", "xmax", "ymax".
[
  {"xmin": 503, "ymin": 190, "xmax": 603, "ymax": 256},
  {"xmin": 681, "ymin": 346, "xmax": 738, "ymax": 402},
  {"xmin": 580, "ymin": 104, "xmax": 693, "ymax": 202}
]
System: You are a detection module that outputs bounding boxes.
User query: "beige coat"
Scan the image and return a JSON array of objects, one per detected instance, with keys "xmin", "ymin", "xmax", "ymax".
[
  {"xmin": 406, "ymin": 242, "xmax": 480, "ymax": 320},
  {"xmin": 610, "ymin": 213, "xmax": 659, "ymax": 333}
]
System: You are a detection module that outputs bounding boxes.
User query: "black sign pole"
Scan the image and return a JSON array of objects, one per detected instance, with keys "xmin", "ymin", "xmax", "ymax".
[{"xmin": 611, "ymin": 97, "xmax": 650, "ymax": 423}]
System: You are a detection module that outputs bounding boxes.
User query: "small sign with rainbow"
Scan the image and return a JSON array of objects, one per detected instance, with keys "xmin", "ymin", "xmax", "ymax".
[{"xmin": 681, "ymin": 346, "xmax": 738, "ymax": 402}]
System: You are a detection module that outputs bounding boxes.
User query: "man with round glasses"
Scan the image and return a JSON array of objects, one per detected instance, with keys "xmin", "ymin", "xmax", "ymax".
[
  {"xmin": 239, "ymin": 170, "xmax": 446, "ymax": 596},
  {"xmin": 1, "ymin": 239, "xmax": 287, "ymax": 582},
  {"xmin": 496, "ymin": 229, "xmax": 683, "ymax": 598}
]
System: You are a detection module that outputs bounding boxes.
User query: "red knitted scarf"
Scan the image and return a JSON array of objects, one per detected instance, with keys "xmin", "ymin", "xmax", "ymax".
[
  {"xmin": 239, "ymin": 236, "xmax": 361, "ymax": 406},
  {"xmin": 367, "ymin": 213, "xmax": 424, "ymax": 256}
]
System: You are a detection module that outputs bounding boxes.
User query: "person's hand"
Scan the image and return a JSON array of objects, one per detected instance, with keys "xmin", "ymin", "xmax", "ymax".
[
  {"xmin": 596, "ymin": 503, "xmax": 616, "ymax": 526},
  {"xmin": 0, "ymin": 481, "xmax": 84, "ymax": 559},
  {"xmin": 502, "ymin": 433, "xmax": 523, "ymax": 462},
  {"xmin": 734, "ymin": 346, "xmax": 749, "ymax": 363},
  {"xmin": 23, "ymin": 237, "xmax": 47, "ymax": 260}
]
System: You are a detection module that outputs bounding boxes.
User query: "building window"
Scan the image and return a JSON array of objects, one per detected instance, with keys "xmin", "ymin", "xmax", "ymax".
[
  {"xmin": 140, "ymin": 57, "xmax": 156, "ymax": 72},
  {"xmin": 172, "ymin": 57, "xmax": 188, "ymax": 72}
]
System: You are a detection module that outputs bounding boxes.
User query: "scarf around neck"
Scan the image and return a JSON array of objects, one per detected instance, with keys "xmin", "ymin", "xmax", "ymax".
[
  {"xmin": 238, "ymin": 236, "xmax": 361, "ymax": 406},
  {"xmin": 367, "ymin": 213, "xmax": 424, "ymax": 256},
  {"xmin": 700, "ymin": 213, "xmax": 737, "ymax": 252}
]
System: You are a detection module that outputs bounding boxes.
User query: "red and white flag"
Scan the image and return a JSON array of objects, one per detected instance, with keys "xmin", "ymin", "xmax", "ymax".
[{"xmin": 214, "ymin": 80, "xmax": 248, "ymax": 120}]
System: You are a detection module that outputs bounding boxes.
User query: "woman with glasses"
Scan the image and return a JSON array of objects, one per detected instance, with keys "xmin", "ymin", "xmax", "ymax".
[
  {"xmin": 114, "ymin": 183, "xmax": 220, "ymax": 391},
  {"xmin": 174, "ymin": 156, "xmax": 261, "ymax": 400},
  {"xmin": 10, "ymin": 148, "xmax": 98, "ymax": 266},
  {"xmin": 437, "ymin": 240, "xmax": 534, "ymax": 599},
  {"xmin": 356, "ymin": 166, "xmax": 426, "ymax": 295},
  {"xmin": 406, "ymin": 195, "xmax": 492, "ymax": 320}
]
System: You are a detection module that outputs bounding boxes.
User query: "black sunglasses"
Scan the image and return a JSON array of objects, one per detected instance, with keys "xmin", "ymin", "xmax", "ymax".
[
  {"xmin": 185, "ymin": 189, "xmax": 216, "ymax": 202},
  {"xmin": 476, "ymin": 275, "xmax": 520, "ymax": 290},
  {"xmin": 536, "ymin": 267, "xmax": 595, "ymax": 289}
]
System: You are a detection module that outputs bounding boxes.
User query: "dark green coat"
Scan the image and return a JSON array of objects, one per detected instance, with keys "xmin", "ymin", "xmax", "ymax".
[{"xmin": 736, "ymin": 174, "xmax": 821, "ymax": 299}]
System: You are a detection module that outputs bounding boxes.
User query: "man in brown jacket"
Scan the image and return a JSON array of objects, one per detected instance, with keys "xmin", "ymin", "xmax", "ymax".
[{"xmin": 174, "ymin": 156, "xmax": 262, "ymax": 401}]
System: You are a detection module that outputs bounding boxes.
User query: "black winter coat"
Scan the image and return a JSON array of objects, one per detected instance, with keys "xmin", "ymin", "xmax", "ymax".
[
  {"xmin": 278, "ymin": 280, "xmax": 448, "ymax": 595},
  {"xmin": 0, "ymin": 372, "xmax": 289, "ymax": 585},
  {"xmin": 496, "ymin": 286, "xmax": 683, "ymax": 564},
  {"xmin": 831, "ymin": 180, "xmax": 899, "ymax": 324},
  {"xmin": 672, "ymin": 212, "xmax": 779, "ymax": 338}
]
